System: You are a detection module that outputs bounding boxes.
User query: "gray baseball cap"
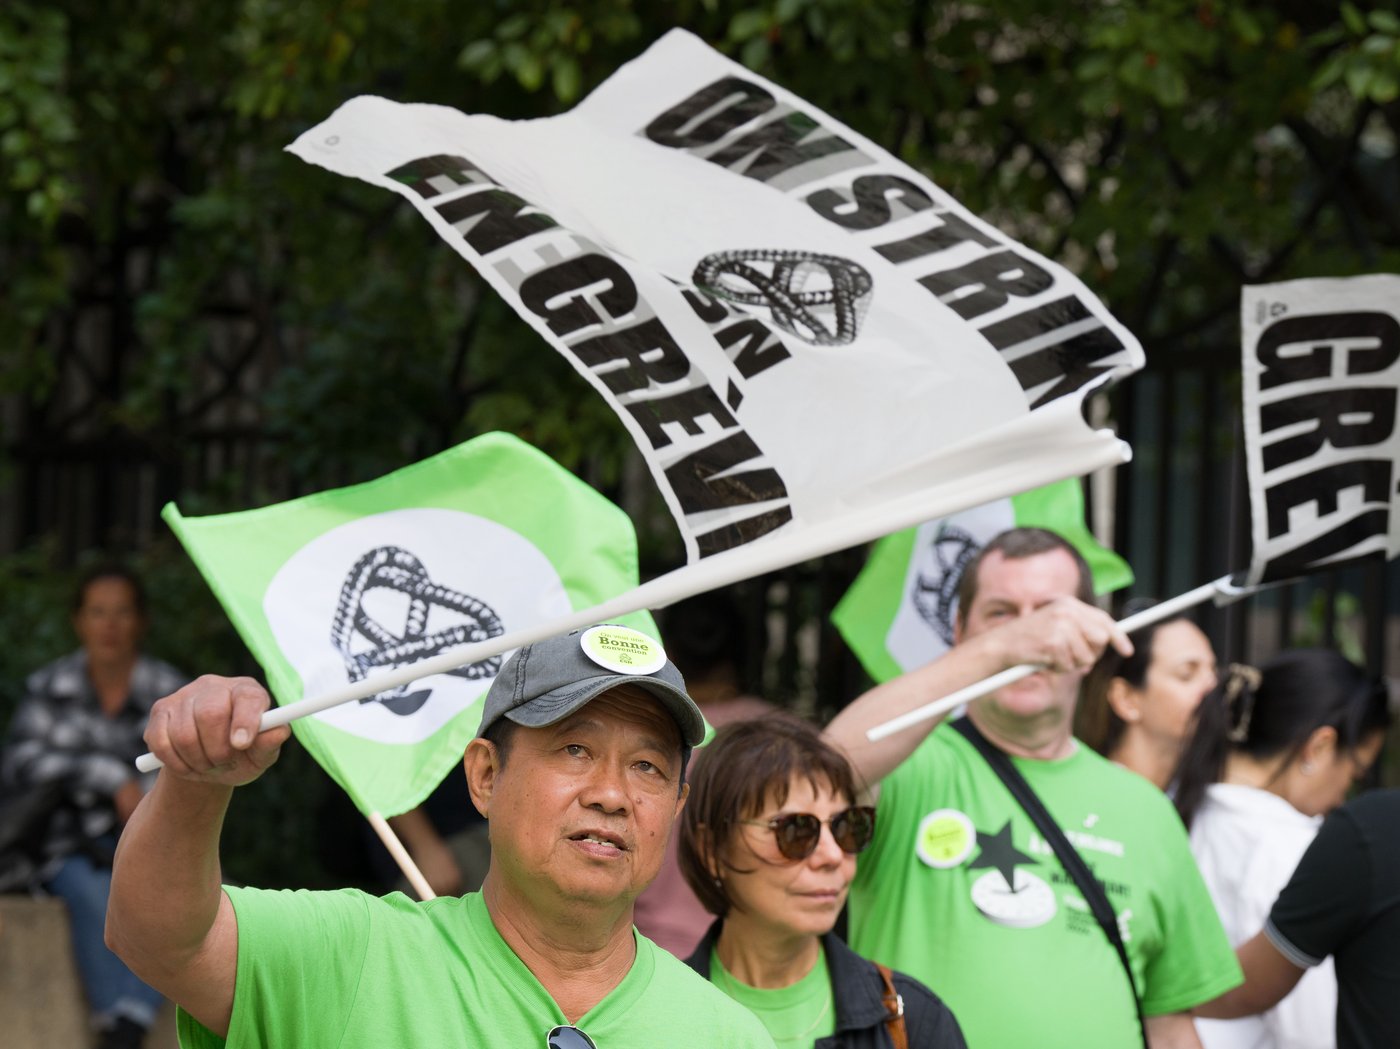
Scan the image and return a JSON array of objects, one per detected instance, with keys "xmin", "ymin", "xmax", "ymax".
[{"xmin": 477, "ymin": 623, "xmax": 705, "ymax": 748}]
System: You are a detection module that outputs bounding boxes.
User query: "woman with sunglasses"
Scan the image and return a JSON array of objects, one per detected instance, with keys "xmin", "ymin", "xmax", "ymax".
[
  {"xmin": 677, "ymin": 715, "xmax": 966, "ymax": 1048},
  {"xmin": 1176, "ymin": 649, "xmax": 1391, "ymax": 1049}
]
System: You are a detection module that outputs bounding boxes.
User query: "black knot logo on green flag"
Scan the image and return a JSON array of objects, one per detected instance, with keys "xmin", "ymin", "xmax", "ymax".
[
  {"xmin": 911, "ymin": 523, "xmax": 981, "ymax": 647},
  {"xmin": 833, "ymin": 479, "xmax": 1132, "ymax": 683},
  {"xmin": 692, "ymin": 249, "xmax": 872, "ymax": 346},
  {"xmin": 161, "ymin": 433, "xmax": 658, "ymax": 819},
  {"xmin": 331, "ymin": 545, "xmax": 505, "ymax": 716}
]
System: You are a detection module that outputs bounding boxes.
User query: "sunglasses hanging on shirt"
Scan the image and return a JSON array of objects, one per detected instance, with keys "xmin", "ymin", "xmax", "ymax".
[{"xmin": 547, "ymin": 1025, "xmax": 598, "ymax": 1049}]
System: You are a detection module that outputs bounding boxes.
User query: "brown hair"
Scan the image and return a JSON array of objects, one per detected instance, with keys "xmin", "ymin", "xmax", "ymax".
[
  {"xmin": 1077, "ymin": 611, "xmax": 1190, "ymax": 754},
  {"xmin": 73, "ymin": 563, "xmax": 148, "ymax": 617},
  {"xmin": 677, "ymin": 714, "xmax": 864, "ymax": 917},
  {"xmin": 955, "ymin": 527, "xmax": 1093, "ymax": 629}
]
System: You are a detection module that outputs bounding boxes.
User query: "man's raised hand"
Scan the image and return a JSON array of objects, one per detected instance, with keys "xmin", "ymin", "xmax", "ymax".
[
  {"xmin": 144, "ymin": 676, "xmax": 290, "ymax": 786},
  {"xmin": 982, "ymin": 596, "xmax": 1133, "ymax": 674}
]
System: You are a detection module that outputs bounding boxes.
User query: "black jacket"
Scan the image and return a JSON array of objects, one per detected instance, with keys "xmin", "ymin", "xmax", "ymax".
[{"xmin": 685, "ymin": 921, "xmax": 966, "ymax": 1049}]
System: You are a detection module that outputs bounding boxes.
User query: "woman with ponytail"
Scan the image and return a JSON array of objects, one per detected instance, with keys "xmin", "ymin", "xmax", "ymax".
[{"xmin": 1176, "ymin": 649, "xmax": 1390, "ymax": 1049}]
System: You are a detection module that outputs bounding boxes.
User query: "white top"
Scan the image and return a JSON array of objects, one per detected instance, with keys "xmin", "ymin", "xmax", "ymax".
[{"xmin": 1190, "ymin": 783, "xmax": 1336, "ymax": 1049}]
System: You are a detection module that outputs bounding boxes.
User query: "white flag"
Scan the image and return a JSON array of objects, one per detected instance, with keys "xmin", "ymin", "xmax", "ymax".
[
  {"xmin": 287, "ymin": 29, "xmax": 1141, "ymax": 566},
  {"xmin": 1242, "ymin": 274, "xmax": 1400, "ymax": 585}
]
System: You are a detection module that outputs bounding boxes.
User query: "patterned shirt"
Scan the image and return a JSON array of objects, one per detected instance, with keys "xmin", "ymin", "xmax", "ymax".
[{"xmin": 1, "ymin": 650, "xmax": 186, "ymax": 871}]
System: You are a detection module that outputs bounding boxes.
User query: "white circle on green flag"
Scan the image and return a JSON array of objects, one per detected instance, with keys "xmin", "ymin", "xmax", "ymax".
[
  {"xmin": 580, "ymin": 624, "xmax": 667, "ymax": 675},
  {"xmin": 264, "ymin": 508, "xmax": 571, "ymax": 744}
]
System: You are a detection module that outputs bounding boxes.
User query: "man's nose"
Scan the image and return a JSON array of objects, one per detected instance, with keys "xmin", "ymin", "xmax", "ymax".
[{"xmin": 580, "ymin": 757, "xmax": 630, "ymax": 813}]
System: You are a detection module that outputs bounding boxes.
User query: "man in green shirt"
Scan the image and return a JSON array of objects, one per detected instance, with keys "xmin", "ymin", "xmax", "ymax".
[
  {"xmin": 827, "ymin": 528, "xmax": 1242, "ymax": 1048},
  {"xmin": 106, "ymin": 624, "xmax": 774, "ymax": 1048}
]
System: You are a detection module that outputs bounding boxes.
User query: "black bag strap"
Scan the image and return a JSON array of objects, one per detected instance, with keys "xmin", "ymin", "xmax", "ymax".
[{"xmin": 951, "ymin": 716, "xmax": 1148, "ymax": 1049}]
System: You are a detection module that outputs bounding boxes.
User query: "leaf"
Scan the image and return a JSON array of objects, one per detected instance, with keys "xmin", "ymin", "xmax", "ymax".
[
  {"xmin": 498, "ymin": 14, "xmax": 530, "ymax": 41},
  {"xmin": 1345, "ymin": 60, "xmax": 1373, "ymax": 98},
  {"xmin": 1312, "ymin": 53, "xmax": 1348, "ymax": 89},
  {"xmin": 1362, "ymin": 33, "xmax": 1394, "ymax": 56},
  {"xmin": 515, "ymin": 53, "xmax": 545, "ymax": 92},
  {"xmin": 1154, "ymin": 65, "xmax": 1189, "ymax": 108},
  {"xmin": 1371, "ymin": 68, "xmax": 1399, "ymax": 102},
  {"xmin": 1368, "ymin": 9, "xmax": 1400, "ymax": 35},
  {"xmin": 741, "ymin": 35, "xmax": 769, "ymax": 69},
  {"xmin": 1229, "ymin": 9, "xmax": 1264, "ymax": 46},
  {"xmin": 552, "ymin": 56, "xmax": 581, "ymax": 103},
  {"xmin": 729, "ymin": 10, "xmax": 771, "ymax": 41},
  {"xmin": 457, "ymin": 39, "xmax": 495, "ymax": 71},
  {"xmin": 1341, "ymin": 3, "xmax": 1367, "ymax": 36},
  {"xmin": 1076, "ymin": 53, "xmax": 1114, "ymax": 81},
  {"xmin": 776, "ymin": 0, "xmax": 806, "ymax": 23}
]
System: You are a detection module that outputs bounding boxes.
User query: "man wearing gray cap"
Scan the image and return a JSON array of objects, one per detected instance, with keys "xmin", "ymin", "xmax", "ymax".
[{"xmin": 105, "ymin": 624, "xmax": 775, "ymax": 1049}]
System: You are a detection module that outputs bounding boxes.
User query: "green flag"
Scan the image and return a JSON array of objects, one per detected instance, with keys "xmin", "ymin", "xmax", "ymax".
[
  {"xmin": 832, "ymin": 479, "xmax": 1132, "ymax": 683},
  {"xmin": 163, "ymin": 432, "xmax": 656, "ymax": 817}
]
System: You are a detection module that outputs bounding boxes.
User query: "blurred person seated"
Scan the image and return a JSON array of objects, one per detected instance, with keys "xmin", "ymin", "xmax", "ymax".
[
  {"xmin": 677, "ymin": 715, "xmax": 966, "ymax": 1048},
  {"xmin": 1195, "ymin": 788, "xmax": 1400, "ymax": 1049},
  {"xmin": 632, "ymin": 590, "xmax": 773, "ymax": 956},
  {"xmin": 1175, "ymin": 651, "xmax": 1390, "ymax": 1049},
  {"xmin": 0, "ymin": 564, "xmax": 186, "ymax": 1049},
  {"xmin": 1076, "ymin": 610, "xmax": 1218, "ymax": 790}
]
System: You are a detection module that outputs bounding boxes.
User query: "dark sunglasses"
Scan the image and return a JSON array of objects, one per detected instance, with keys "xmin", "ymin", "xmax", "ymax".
[
  {"xmin": 740, "ymin": 805, "xmax": 876, "ymax": 861},
  {"xmin": 547, "ymin": 1026, "xmax": 597, "ymax": 1049}
]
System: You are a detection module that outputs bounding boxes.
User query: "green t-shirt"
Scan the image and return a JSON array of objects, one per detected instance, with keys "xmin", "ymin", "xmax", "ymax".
[
  {"xmin": 710, "ymin": 947, "xmax": 836, "ymax": 1047},
  {"xmin": 849, "ymin": 724, "xmax": 1241, "ymax": 1049},
  {"xmin": 178, "ymin": 888, "xmax": 775, "ymax": 1049}
]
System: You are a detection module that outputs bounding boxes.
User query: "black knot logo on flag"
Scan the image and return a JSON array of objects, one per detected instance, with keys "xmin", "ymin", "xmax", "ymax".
[
  {"xmin": 331, "ymin": 546, "xmax": 504, "ymax": 716},
  {"xmin": 912, "ymin": 526, "xmax": 981, "ymax": 646},
  {"xmin": 693, "ymin": 249, "xmax": 873, "ymax": 346}
]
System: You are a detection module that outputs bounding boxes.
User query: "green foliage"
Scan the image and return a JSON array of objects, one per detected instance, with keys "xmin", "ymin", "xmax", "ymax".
[{"xmin": 1315, "ymin": 3, "xmax": 1400, "ymax": 103}]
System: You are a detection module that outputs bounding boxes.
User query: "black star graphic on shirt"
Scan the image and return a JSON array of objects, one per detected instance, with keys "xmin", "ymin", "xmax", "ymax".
[{"xmin": 968, "ymin": 820, "xmax": 1036, "ymax": 891}]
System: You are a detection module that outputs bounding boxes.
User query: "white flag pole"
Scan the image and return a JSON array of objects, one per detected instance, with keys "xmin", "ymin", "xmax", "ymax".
[
  {"xmin": 135, "ymin": 430, "xmax": 1130, "ymax": 774},
  {"xmin": 366, "ymin": 812, "xmax": 436, "ymax": 901},
  {"xmin": 864, "ymin": 574, "xmax": 1245, "ymax": 743}
]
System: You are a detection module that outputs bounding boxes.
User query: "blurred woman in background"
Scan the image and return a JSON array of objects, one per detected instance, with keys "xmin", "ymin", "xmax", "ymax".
[
  {"xmin": 0, "ymin": 565, "xmax": 185, "ymax": 1049},
  {"xmin": 1176, "ymin": 649, "xmax": 1390, "ymax": 1049},
  {"xmin": 677, "ymin": 715, "xmax": 965, "ymax": 1049},
  {"xmin": 1077, "ymin": 612, "xmax": 1218, "ymax": 790}
]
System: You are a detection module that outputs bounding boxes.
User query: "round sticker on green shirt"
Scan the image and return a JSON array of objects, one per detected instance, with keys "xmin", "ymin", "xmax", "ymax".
[
  {"xmin": 916, "ymin": 808, "xmax": 975, "ymax": 868},
  {"xmin": 581, "ymin": 624, "xmax": 667, "ymax": 675}
]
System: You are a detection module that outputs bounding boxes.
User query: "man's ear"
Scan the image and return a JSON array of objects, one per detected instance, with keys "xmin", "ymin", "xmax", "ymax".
[
  {"xmin": 463, "ymin": 738, "xmax": 501, "ymax": 818},
  {"xmin": 1106, "ymin": 677, "xmax": 1142, "ymax": 724}
]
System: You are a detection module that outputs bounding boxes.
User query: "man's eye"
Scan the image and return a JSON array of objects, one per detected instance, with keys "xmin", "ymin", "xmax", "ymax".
[{"xmin": 564, "ymin": 744, "xmax": 586, "ymax": 757}]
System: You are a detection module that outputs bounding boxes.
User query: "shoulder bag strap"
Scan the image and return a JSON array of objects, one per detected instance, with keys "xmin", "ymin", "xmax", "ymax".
[
  {"xmin": 874, "ymin": 963, "xmax": 908, "ymax": 1049},
  {"xmin": 951, "ymin": 716, "xmax": 1148, "ymax": 1049}
]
